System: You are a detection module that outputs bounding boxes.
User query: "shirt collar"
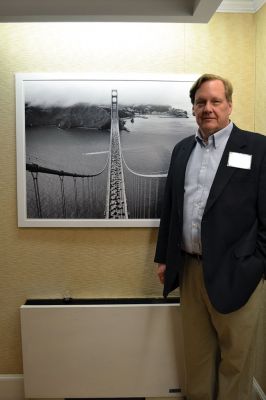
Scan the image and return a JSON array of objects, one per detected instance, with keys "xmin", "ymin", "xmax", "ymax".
[{"xmin": 195, "ymin": 121, "xmax": 233, "ymax": 148}]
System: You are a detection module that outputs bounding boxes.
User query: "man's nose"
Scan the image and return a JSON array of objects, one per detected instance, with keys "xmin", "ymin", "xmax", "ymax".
[{"xmin": 203, "ymin": 101, "xmax": 212, "ymax": 112}]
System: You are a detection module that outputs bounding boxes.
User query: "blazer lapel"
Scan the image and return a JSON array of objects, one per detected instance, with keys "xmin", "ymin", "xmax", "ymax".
[{"xmin": 204, "ymin": 125, "xmax": 248, "ymax": 215}]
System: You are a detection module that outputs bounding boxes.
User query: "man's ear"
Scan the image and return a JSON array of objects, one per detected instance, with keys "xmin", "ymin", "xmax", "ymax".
[
  {"xmin": 192, "ymin": 107, "xmax": 195, "ymax": 116},
  {"xmin": 228, "ymin": 102, "xmax": 233, "ymax": 115}
]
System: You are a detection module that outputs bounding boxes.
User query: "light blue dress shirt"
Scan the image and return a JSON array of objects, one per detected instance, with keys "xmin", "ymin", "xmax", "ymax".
[{"xmin": 182, "ymin": 122, "xmax": 233, "ymax": 255}]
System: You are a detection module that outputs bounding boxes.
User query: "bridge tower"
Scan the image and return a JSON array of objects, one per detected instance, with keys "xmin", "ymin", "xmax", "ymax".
[
  {"xmin": 111, "ymin": 89, "xmax": 118, "ymax": 111},
  {"xmin": 105, "ymin": 90, "xmax": 129, "ymax": 219}
]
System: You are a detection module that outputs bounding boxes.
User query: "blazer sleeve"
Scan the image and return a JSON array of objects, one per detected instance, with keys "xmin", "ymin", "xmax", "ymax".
[{"xmin": 256, "ymin": 146, "xmax": 266, "ymax": 275}]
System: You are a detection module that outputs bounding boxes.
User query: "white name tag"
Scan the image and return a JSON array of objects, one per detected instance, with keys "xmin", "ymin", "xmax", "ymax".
[{"xmin": 227, "ymin": 152, "xmax": 252, "ymax": 169}]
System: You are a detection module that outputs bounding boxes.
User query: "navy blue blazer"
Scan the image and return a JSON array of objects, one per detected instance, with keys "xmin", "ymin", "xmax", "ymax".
[{"xmin": 155, "ymin": 124, "xmax": 266, "ymax": 313}]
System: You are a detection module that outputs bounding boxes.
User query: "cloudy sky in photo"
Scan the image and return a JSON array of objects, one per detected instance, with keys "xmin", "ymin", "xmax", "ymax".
[{"xmin": 24, "ymin": 77, "xmax": 194, "ymax": 114}]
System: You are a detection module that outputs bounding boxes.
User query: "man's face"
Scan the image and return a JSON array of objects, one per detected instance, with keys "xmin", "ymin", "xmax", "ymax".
[{"xmin": 193, "ymin": 79, "xmax": 232, "ymax": 138}]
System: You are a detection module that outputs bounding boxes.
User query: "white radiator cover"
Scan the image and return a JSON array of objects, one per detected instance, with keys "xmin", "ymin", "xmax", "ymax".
[{"xmin": 20, "ymin": 300, "xmax": 185, "ymax": 399}]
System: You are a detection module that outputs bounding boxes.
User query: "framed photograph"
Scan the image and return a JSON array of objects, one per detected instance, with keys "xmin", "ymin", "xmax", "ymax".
[{"xmin": 16, "ymin": 73, "xmax": 197, "ymax": 227}]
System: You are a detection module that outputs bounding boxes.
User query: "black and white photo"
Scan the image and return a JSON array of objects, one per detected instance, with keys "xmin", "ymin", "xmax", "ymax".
[{"xmin": 16, "ymin": 73, "xmax": 197, "ymax": 227}]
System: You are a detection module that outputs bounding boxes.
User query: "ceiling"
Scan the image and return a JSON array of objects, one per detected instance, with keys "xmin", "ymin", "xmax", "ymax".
[
  {"xmin": 0, "ymin": 0, "xmax": 265, "ymax": 23},
  {"xmin": 218, "ymin": 0, "xmax": 265, "ymax": 12}
]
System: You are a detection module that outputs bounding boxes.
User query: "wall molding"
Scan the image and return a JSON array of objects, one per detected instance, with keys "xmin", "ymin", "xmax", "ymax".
[
  {"xmin": 217, "ymin": 0, "xmax": 266, "ymax": 13},
  {"xmin": 0, "ymin": 375, "xmax": 24, "ymax": 400},
  {"xmin": 0, "ymin": 374, "xmax": 265, "ymax": 400},
  {"xmin": 253, "ymin": 0, "xmax": 266, "ymax": 11}
]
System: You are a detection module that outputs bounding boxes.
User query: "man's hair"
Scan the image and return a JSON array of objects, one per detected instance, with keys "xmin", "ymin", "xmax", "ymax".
[{"xmin": 189, "ymin": 73, "xmax": 233, "ymax": 104}]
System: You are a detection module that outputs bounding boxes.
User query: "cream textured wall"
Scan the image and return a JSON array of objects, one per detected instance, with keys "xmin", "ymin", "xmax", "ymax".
[
  {"xmin": 0, "ymin": 11, "xmax": 265, "ymax": 394},
  {"xmin": 255, "ymin": 4, "xmax": 266, "ymax": 134},
  {"xmin": 185, "ymin": 14, "xmax": 256, "ymax": 130}
]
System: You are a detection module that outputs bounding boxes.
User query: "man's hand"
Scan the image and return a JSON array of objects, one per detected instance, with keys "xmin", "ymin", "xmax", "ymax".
[{"xmin": 157, "ymin": 263, "xmax": 166, "ymax": 284}]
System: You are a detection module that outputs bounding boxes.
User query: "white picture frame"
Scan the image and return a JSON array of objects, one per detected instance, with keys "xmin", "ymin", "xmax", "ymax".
[{"xmin": 16, "ymin": 73, "xmax": 197, "ymax": 227}]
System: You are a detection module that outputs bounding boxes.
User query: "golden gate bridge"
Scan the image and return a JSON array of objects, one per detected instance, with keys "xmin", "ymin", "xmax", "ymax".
[{"xmin": 26, "ymin": 90, "xmax": 167, "ymax": 219}]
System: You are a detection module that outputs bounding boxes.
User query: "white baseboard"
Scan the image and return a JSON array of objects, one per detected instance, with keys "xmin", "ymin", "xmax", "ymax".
[
  {"xmin": 0, "ymin": 374, "xmax": 264, "ymax": 400},
  {"xmin": 0, "ymin": 375, "xmax": 24, "ymax": 400}
]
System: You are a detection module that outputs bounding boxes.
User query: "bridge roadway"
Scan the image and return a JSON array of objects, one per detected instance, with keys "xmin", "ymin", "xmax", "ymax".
[{"xmin": 105, "ymin": 90, "xmax": 129, "ymax": 219}]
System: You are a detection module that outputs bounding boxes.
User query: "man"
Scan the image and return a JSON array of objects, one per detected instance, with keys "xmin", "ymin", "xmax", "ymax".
[{"xmin": 155, "ymin": 74, "xmax": 266, "ymax": 400}]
